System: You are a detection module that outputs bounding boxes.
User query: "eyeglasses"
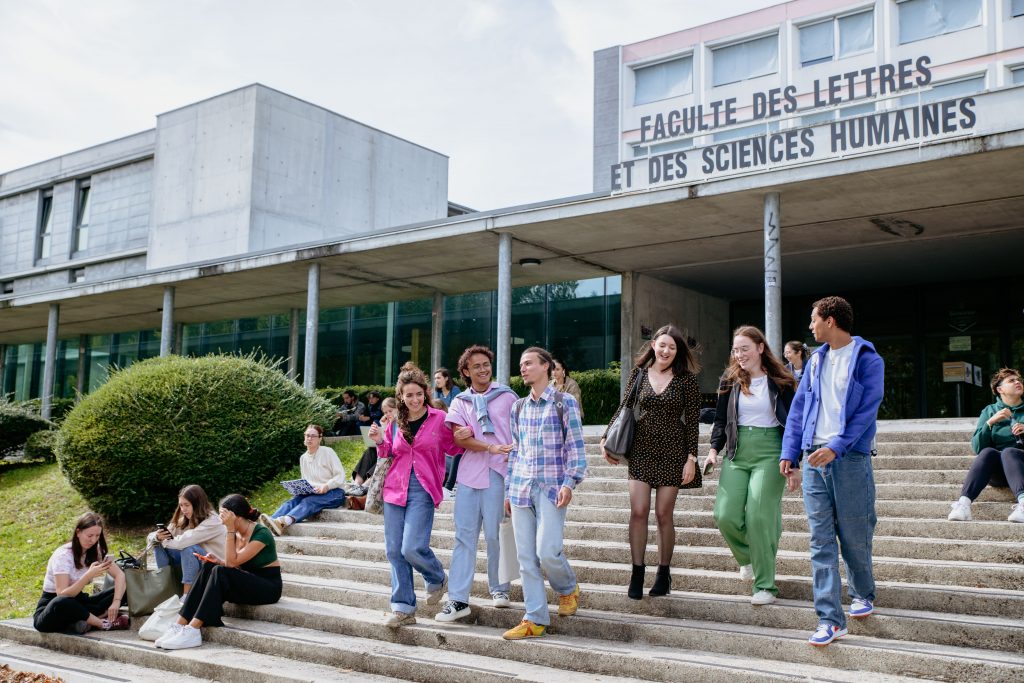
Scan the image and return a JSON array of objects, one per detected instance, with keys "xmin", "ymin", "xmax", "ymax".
[{"xmin": 304, "ymin": 434, "xmax": 321, "ymax": 439}]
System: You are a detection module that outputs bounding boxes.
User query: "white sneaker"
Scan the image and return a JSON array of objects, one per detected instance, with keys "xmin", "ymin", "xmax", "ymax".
[
  {"xmin": 739, "ymin": 564, "xmax": 754, "ymax": 580},
  {"xmin": 434, "ymin": 600, "xmax": 471, "ymax": 623},
  {"xmin": 947, "ymin": 500, "xmax": 972, "ymax": 521},
  {"xmin": 159, "ymin": 624, "xmax": 201, "ymax": 650},
  {"xmin": 751, "ymin": 590, "xmax": 776, "ymax": 606},
  {"xmin": 491, "ymin": 591, "xmax": 511, "ymax": 608},
  {"xmin": 1009, "ymin": 503, "xmax": 1024, "ymax": 523},
  {"xmin": 154, "ymin": 622, "xmax": 184, "ymax": 648}
]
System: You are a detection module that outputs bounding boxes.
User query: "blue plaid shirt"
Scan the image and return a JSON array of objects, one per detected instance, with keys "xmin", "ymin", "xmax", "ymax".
[{"xmin": 506, "ymin": 384, "xmax": 587, "ymax": 507}]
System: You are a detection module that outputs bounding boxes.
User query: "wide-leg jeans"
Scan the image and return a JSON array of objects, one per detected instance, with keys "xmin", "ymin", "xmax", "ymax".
[
  {"xmin": 448, "ymin": 468, "xmax": 510, "ymax": 603},
  {"xmin": 510, "ymin": 483, "xmax": 576, "ymax": 626},
  {"xmin": 383, "ymin": 472, "xmax": 445, "ymax": 614}
]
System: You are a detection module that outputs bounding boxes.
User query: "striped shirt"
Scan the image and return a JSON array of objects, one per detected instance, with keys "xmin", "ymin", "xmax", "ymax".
[{"xmin": 506, "ymin": 384, "xmax": 587, "ymax": 507}]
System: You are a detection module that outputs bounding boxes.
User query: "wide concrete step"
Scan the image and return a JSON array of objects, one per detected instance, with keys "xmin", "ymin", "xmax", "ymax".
[
  {"xmin": 289, "ymin": 520, "xmax": 1023, "ymax": 564},
  {"xmin": 584, "ymin": 454, "xmax": 978, "ymax": 470},
  {"xmin": 0, "ymin": 619, "xmax": 401, "ymax": 682},
  {"xmin": 278, "ymin": 572, "xmax": 1024, "ymax": 656},
  {"xmin": 586, "ymin": 466, "xmax": 970, "ymax": 484},
  {"xmin": 583, "ymin": 429, "xmax": 972, "ymax": 445},
  {"xmin": 583, "ymin": 443, "xmax": 973, "ymax": 458},
  {"xmin": 319, "ymin": 507, "xmax": 1024, "ymax": 542},
  {"xmin": 278, "ymin": 553, "xmax": 1024, "ymax": 620},
  {"xmin": 0, "ymin": 637, "xmax": 211, "ymax": 683},
  {"xmin": 241, "ymin": 596, "xmax": 948, "ymax": 683},
  {"xmin": 239, "ymin": 598, "xmax": 942, "ymax": 683}
]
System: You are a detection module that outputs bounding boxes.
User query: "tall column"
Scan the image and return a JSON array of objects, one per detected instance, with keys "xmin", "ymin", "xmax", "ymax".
[
  {"xmin": 0, "ymin": 343, "xmax": 6, "ymax": 395},
  {"xmin": 75, "ymin": 335, "xmax": 87, "ymax": 401},
  {"xmin": 303, "ymin": 264, "xmax": 320, "ymax": 391},
  {"xmin": 41, "ymin": 304, "xmax": 59, "ymax": 420},
  {"xmin": 384, "ymin": 302, "xmax": 396, "ymax": 386},
  {"xmin": 496, "ymin": 233, "xmax": 512, "ymax": 385},
  {"xmin": 287, "ymin": 307, "xmax": 300, "ymax": 381},
  {"xmin": 763, "ymin": 192, "xmax": 782, "ymax": 354},
  {"xmin": 160, "ymin": 286, "xmax": 175, "ymax": 357},
  {"xmin": 173, "ymin": 322, "xmax": 184, "ymax": 355},
  {"xmin": 430, "ymin": 292, "xmax": 444, "ymax": 375},
  {"xmin": 620, "ymin": 271, "xmax": 635, "ymax": 395}
]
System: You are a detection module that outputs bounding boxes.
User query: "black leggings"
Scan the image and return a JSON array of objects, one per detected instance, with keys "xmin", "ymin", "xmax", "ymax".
[
  {"xmin": 352, "ymin": 446, "xmax": 378, "ymax": 482},
  {"xmin": 960, "ymin": 446, "xmax": 1024, "ymax": 500},
  {"xmin": 180, "ymin": 562, "xmax": 282, "ymax": 626},
  {"xmin": 33, "ymin": 588, "xmax": 115, "ymax": 633}
]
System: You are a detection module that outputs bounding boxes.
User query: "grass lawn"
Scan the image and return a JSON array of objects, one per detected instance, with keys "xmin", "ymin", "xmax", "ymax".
[{"xmin": 0, "ymin": 439, "xmax": 365, "ymax": 620}]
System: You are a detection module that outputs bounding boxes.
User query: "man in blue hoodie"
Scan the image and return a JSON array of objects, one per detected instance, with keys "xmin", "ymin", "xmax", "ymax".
[{"xmin": 780, "ymin": 296, "xmax": 884, "ymax": 647}]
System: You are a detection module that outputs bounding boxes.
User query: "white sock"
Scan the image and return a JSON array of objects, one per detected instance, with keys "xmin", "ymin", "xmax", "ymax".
[{"xmin": 958, "ymin": 496, "xmax": 971, "ymax": 507}]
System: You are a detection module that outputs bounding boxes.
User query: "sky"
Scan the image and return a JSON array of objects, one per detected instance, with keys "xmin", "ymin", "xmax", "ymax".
[{"xmin": 0, "ymin": 0, "xmax": 781, "ymax": 211}]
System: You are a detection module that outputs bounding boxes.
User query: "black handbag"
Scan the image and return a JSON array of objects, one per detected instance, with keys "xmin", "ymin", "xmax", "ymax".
[{"xmin": 604, "ymin": 369, "xmax": 643, "ymax": 462}]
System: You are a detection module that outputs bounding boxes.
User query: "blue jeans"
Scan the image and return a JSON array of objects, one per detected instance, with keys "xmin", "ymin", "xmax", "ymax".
[
  {"xmin": 383, "ymin": 472, "xmax": 445, "ymax": 614},
  {"xmin": 152, "ymin": 543, "xmax": 205, "ymax": 586},
  {"xmin": 273, "ymin": 488, "xmax": 345, "ymax": 523},
  {"xmin": 802, "ymin": 452, "xmax": 877, "ymax": 629},
  {"xmin": 448, "ymin": 468, "xmax": 510, "ymax": 603},
  {"xmin": 510, "ymin": 483, "xmax": 576, "ymax": 626}
]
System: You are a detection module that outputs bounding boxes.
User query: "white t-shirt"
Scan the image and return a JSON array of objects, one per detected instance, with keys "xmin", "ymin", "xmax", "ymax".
[
  {"xmin": 738, "ymin": 376, "xmax": 779, "ymax": 427},
  {"xmin": 813, "ymin": 342, "xmax": 856, "ymax": 446},
  {"xmin": 43, "ymin": 543, "xmax": 89, "ymax": 593}
]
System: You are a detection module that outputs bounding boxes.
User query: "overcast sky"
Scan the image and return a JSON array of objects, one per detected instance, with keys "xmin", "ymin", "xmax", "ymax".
[{"xmin": 0, "ymin": 0, "xmax": 780, "ymax": 210}]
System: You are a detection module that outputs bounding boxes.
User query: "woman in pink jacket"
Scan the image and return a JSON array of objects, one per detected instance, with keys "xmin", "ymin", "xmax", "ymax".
[{"xmin": 369, "ymin": 362, "xmax": 465, "ymax": 628}]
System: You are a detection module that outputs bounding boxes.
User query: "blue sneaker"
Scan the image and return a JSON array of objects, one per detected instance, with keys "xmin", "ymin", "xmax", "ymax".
[
  {"xmin": 808, "ymin": 623, "xmax": 847, "ymax": 646},
  {"xmin": 849, "ymin": 598, "xmax": 874, "ymax": 619}
]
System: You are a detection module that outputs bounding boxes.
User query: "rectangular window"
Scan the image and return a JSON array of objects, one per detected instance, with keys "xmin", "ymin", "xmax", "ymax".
[
  {"xmin": 633, "ymin": 56, "xmax": 693, "ymax": 105},
  {"xmin": 800, "ymin": 11, "xmax": 874, "ymax": 67},
  {"xmin": 1013, "ymin": 0, "xmax": 1024, "ymax": 17},
  {"xmin": 37, "ymin": 189, "xmax": 54, "ymax": 260},
  {"xmin": 1, "ymin": 281, "xmax": 13, "ymax": 294},
  {"xmin": 898, "ymin": 75, "xmax": 985, "ymax": 106},
  {"xmin": 1013, "ymin": 67, "xmax": 1024, "ymax": 85},
  {"xmin": 898, "ymin": 0, "xmax": 982, "ymax": 44},
  {"xmin": 73, "ymin": 179, "xmax": 91, "ymax": 253},
  {"xmin": 70, "ymin": 268, "xmax": 85, "ymax": 283},
  {"xmin": 712, "ymin": 34, "xmax": 778, "ymax": 87}
]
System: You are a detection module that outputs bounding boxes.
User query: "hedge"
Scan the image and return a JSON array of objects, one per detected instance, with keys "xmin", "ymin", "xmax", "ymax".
[
  {"xmin": 57, "ymin": 354, "xmax": 336, "ymax": 524},
  {"xmin": 0, "ymin": 400, "xmax": 53, "ymax": 457},
  {"xmin": 24, "ymin": 429, "xmax": 59, "ymax": 462},
  {"xmin": 17, "ymin": 397, "xmax": 75, "ymax": 423}
]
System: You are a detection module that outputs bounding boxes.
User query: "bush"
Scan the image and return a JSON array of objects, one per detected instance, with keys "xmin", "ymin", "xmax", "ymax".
[
  {"xmin": 509, "ymin": 368, "xmax": 622, "ymax": 425},
  {"xmin": 0, "ymin": 400, "xmax": 53, "ymax": 457},
  {"xmin": 57, "ymin": 354, "xmax": 336, "ymax": 524},
  {"xmin": 17, "ymin": 397, "xmax": 75, "ymax": 423},
  {"xmin": 24, "ymin": 429, "xmax": 59, "ymax": 462},
  {"xmin": 318, "ymin": 385, "xmax": 396, "ymax": 406}
]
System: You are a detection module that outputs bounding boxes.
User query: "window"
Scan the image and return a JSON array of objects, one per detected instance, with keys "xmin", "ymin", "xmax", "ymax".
[
  {"xmin": 712, "ymin": 34, "xmax": 778, "ymax": 87},
  {"xmin": 633, "ymin": 56, "xmax": 693, "ymax": 105},
  {"xmin": 800, "ymin": 11, "xmax": 874, "ymax": 67},
  {"xmin": 898, "ymin": 75, "xmax": 985, "ymax": 106},
  {"xmin": 1013, "ymin": 66, "xmax": 1024, "ymax": 85},
  {"xmin": 73, "ymin": 179, "xmax": 91, "ymax": 253},
  {"xmin": 1014, "ymin": 0, "xmax": 1024, "ymax": 18},
  {"xmin": 70, "ymin": 268, "xmax": 85, "ymax": 284},
  {"xmin": 631, "ymin": 137, "xmax": 693, "ymax": 159},
  {"xmin": 898, "ymin": 0, "xmax": 982, "ymax": 44},
  {"xmin": 37, "ymin": 189, "xmax": 54, "ymax": 260},
  {"xmin": 1, "ymin": 281, "xmax": 12, "ymax": 294}
]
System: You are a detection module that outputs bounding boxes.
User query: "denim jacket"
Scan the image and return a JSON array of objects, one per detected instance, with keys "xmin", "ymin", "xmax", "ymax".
[{"xmin": 780, "ymin": 336, "xmax": 885, "ymax": 463}]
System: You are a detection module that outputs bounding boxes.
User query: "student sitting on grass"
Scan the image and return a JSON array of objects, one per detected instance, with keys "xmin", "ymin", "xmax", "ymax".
[
  {"xmin": 155, "ymin": 494, "xmax": 281, "ymax": 650},
  {"xmin": 34, "ymin": 512, "xmax": 129, "ymax": 634}
]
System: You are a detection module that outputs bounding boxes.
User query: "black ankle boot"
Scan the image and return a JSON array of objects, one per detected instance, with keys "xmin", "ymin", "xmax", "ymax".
[
  {"xmin": 649, "ymin": 564, "xmax": 672, "ymax": 596},
  {"xmin": 627, "ymin": 564, "xmax": 645, "ymax": 600}
]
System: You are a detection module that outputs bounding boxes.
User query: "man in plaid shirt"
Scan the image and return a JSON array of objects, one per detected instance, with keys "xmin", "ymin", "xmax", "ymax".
[{"xmin": 502, "ymin": 346, "xmax": 587, "ymax": 640}]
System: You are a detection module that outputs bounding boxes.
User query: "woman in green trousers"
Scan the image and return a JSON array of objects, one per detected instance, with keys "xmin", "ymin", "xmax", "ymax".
[{"xmin": 705, "ymin": 326, "xmax": 797, "ymax": 605}]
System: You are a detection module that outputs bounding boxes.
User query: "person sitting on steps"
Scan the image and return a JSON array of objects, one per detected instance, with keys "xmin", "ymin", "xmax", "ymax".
[
  {"xmin": 262, "ymin": 424, "xmax": 346, "ymax": 536},
  {"xmin": 148, "ymin": 484, "xmax": 226, "ymax": 599}
]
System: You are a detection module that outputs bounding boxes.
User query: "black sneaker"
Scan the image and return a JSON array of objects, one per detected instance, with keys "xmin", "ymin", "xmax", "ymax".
[{"xmin": 433, "ymin": 600, "xmax": 471, "ymax": 623}]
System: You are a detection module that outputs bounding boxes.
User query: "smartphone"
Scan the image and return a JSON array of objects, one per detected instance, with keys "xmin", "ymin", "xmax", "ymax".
[
  {"xmin": 702, "ymin": 458, "xmax": 715, "ymax": 476},
  {"xmin": 155, "ymin": 523, "xmax": 168, "ymax": 531},
  {"xmin": 192, "ymin": 551, "xmax": 217, "ymax": 564},
  {"xmin": 103, "ymin": 554, "xmax": 114, "ymax": 564}
]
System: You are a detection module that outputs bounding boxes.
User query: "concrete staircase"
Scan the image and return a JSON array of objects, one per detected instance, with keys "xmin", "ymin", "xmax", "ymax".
[{"xmin": 3, "ymin": 423, "xmax": 1023, "ymax": 682}]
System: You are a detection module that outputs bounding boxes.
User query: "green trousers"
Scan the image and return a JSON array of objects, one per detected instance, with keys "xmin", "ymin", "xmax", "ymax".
[{"xmin": 713, "ymin": 426, "xmax": 785, "ymax": 595}]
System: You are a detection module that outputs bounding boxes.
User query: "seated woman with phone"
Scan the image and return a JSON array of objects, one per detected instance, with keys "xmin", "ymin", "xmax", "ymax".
[
  {"xmin": 155, "ymin": 494, "xmax": 281, "ymax": 650},
  {"xmin": 148, "ymin": 484, "xmax": 226, "ymax": 598},
  {"xmin": 34, "ymin": 512, "xmax": 129, "ymax": 633}
]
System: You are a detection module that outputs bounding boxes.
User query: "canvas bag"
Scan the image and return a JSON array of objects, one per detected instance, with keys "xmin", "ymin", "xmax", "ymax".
[
  {"xmin": 137, "ymin": 594, "xmax": 182, "ymax": 641},
  {"xmin": 103, "ymin": 543, "xmax": 183, "ymax": 617},
  {"xmin": 498, "ymin": 518, "xmax": 520, "ymax": 584},
  {"xmin": 364, "ymin": 423, "xmax": 397, "ymax": 515}
]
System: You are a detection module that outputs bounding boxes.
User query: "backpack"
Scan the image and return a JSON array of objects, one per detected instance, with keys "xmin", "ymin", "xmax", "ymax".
[{"xmin": 513, "ymin": 391, "xmax": 567, "ymax": 440}]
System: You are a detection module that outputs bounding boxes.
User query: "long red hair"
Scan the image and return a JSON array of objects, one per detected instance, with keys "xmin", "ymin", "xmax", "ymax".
[{"xmin": 720, "ymin": 325, "xmax": 797, "ymax": 395}]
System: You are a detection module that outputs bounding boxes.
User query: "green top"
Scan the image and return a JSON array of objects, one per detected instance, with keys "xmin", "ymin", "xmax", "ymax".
[
  {"xmin": 971, "ymin": 399, "xmax": 1024, "ymax": 454},
  {"xmin": 241, "ymin": 524, "xmax": 277, "ymax": 570}
]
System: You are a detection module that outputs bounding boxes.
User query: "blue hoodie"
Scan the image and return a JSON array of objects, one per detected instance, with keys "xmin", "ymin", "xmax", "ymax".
[{"xmin": 781, "ymin": 336, "xmax": 885, "ymax": 463}]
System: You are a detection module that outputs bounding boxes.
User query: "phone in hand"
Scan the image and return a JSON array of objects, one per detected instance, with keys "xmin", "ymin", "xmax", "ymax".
[
  {"xmin": 155, "ymin": 523, "xmax": 168, "ymax": 533},
  {"xmin": 193, "ymin": 551, "xmax": 217, "ymax": 564},
  {"xmin": 702, "ymin": 458, "xmax": 715, "ymax": 476}
]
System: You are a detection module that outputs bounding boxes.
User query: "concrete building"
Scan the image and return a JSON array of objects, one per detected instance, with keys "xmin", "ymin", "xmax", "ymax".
[{"xmin": 2, "ymin": 0, "xmax": 1023, "ymax": 420}]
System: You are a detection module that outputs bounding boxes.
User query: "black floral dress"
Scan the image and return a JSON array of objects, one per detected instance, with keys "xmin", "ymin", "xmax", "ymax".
[{"xmin": 607, "ymin": 366, "xmax": 701, "ymax": 488}]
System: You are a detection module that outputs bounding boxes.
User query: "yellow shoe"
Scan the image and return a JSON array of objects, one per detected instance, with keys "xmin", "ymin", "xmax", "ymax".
[
  {"xmin": 502, "ymin": 619, "xmax": 546, "ymax": 640},
  {"xmin": 558, "ymin": 584, "xmax": 581, "ymax": 616}
]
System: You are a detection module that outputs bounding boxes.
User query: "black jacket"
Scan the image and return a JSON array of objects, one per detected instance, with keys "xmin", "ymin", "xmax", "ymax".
[{"xmin": 709, "ymin": 376, "xmax": 794, "ymax": 459}]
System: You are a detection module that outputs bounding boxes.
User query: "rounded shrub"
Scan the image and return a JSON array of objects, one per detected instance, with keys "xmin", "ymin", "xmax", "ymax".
[
  {"xmin": 0, "ymin": 400, "xmax": 53, "ymax": 457},
  {"xmin": 57, "ymin": 355, "xmax": 336, "ymax": 524},
  {"xmin": 24, "ymin": 429, "xmax": 60, "ymax": 461}
]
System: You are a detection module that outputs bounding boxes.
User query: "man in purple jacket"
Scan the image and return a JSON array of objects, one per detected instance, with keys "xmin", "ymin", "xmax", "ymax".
[{"xmin": 780, "ymin": 296, "xmax": 885, "ymax": 647}]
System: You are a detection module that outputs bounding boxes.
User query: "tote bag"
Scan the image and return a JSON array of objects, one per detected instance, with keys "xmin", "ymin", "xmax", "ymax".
[
  {"xmin": 105, "ymin": 544, "xmax": 182, "ymax": 617},
  {"xmin": 365, "ymin": 423, "xmax": 397, "ymax": 515},
  {"xmin": 604, "ymin": 369, "xmax": 642, "ymax": 462},
  {"xmin": 137, "ymin": 594, "xmax": 182, "ymax": 641},
  {"xmin": 498, "ymin": 518, "xmax": 520, "ymax": 584}
]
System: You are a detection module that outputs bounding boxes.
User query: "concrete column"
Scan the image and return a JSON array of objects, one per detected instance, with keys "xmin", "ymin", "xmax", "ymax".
[
  {"xmin": 763, "ymin": 192, "xmax": 782, "ymax": 354},
  {"xmin": 75, "ymin": 335, "xmax": 87, "ymax": 402},
  {"xmin": 303, "ymin": 263, "xmax": 320, "ymax": 391},
  {"xmin": 287, "ymin": 307, "xmax": 300, "ymax": 381},
  {"xmin": 430, "ymin": 292, "xmax": 444, "ymax": 375},
  {"xmin": 496, "ymin": 232, "xmax": 512, "ymax": 385},
  {"xmin": 385, "ymin": 302, "xmax": 396, "ymax": 386},
  {"xmin": 160, "ymin": 286, "xmax": 175, "ymax": 357},
  {"xmin": 173, "ymin": 323, "xmax": 184, "ymax": 355},
  {"xmin": 0, "ymin": 343, "xmax": 6, "ymax": 395},
  {"xmin": 620, "ymin": 271, "xmax": 635, "ymax": 394},
  {"xmin": 41, "ymin": 304, "xmax": 59, "ymax": 420}
]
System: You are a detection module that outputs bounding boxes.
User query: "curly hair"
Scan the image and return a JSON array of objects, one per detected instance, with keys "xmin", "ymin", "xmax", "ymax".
[
  {"xmin": 395, "ymin": 362, "xmax": 431, "ymax": 445},
  {"xmin": 456, "ymin": 344, "xmax": 494, "ymax": 384},
  {"xmin": 720, "ymin": 326, "xmax": 797, "ymax": 395},
  {"xmin": 991, "ymin": 367, "xmax": 1022, "ymax": 396},
  {"xmin": 812, "ymin": 296, "xmax": 854, "ymax": 333}
]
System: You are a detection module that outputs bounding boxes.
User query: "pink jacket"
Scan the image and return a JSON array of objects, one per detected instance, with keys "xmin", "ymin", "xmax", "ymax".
[{"xmin": 378, "ymin": 407, "xmax": 463, "ymax": 507}]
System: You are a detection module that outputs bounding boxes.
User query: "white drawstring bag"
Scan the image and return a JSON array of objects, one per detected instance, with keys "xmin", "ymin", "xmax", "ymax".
[
  {"xmin": 138, "ymin": 595, "xmax": 182, "ymax": 641},
  {"xmin": 498, "ymin": 518, "xmax": 520, "ymax": 584}
]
